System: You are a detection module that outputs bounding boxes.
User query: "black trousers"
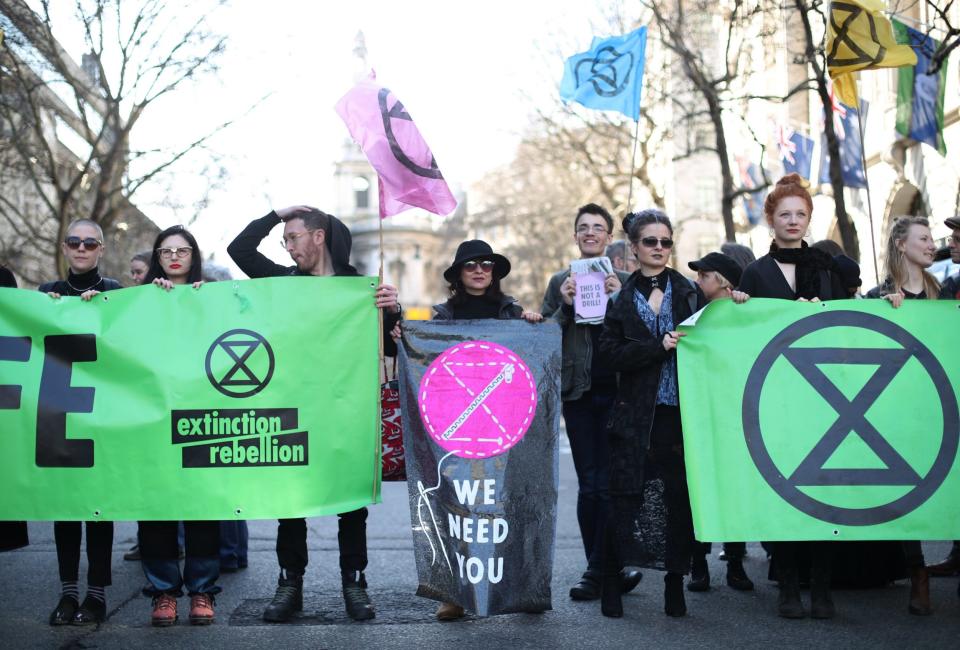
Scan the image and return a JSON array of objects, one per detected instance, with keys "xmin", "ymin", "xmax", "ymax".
[
  {"xmin": 276, "ymin": 507, "xmax": 367, "ymax": 575},
  {"xmin": 902, "ymin": 540, "xmax": 925, "ymax": 569},
  {"xmin": 562, "ymin": 389, "xmax": 615, "ymax": 572},
  {"xmin": 54, "ymin": 521, "xmax": 113, "ymax": 587},
  {"xmin": 647, "ymin": 405, "xmax": 695, "ymax": 575},
  {"xmin": 775, "ymin": 541, "xmax": 834, "ymax": 579}
]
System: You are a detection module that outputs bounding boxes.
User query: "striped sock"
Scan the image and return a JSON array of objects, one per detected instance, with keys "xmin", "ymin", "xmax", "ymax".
[
  {"xmin": 61, "ymin": 581, "xmax": 79, "ymax": 601},
  {"xmin": 85, "ymin": 585, "xmax": 106, "ymax": 604}
]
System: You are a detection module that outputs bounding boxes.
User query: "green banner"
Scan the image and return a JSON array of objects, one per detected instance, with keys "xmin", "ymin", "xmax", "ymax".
[
  {"xmin": 678, "ymin": 299, "xmax": 960, "ymax": 541},
  {"xmin": 0, "ymin": 277, "xmax": 381, "ymax": 521}
]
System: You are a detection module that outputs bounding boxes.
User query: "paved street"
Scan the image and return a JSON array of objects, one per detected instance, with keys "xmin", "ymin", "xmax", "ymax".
[{"xmin": 1, "ymin": 445, "xmax": 958, "ymax": 649}]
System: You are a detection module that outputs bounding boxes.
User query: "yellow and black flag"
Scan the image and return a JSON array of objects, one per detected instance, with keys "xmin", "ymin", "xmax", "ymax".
[{"xmin": 826, "ymin": 0, "xmax": 917, "ymax": 107}]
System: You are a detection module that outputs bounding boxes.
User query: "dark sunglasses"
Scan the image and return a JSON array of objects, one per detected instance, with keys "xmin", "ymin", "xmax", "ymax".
[
  {"xmin": 640, "ymin": 237, "xmax": 673, "ymax": 249},
  {"xmin": 64, "ymin": 236, "xmax": 102, "ymax": 250},
  {"xmin": 463, "ymin": 260, "xmax": 496, "ymax": 273}
]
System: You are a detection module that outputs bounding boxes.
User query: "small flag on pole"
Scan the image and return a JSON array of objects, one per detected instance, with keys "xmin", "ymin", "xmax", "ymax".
[
  {"xmin": 820, "ymin": 99, "xmax": 869, "ymax": 189},
  {"xmin": 736, "ymin": 158, "xmax": 768, "ymax": 226},
  {"xmin": 826, "ymin": 0, "xmax": 917, "ymax": 108},
  {"xmin": 892, "ymin": 19, "xmax": 948, "ymax": 155},
  {"xmin": 775, "ymin": 126, "xmax": 815, "ymax": 180},
  {"xmin": 560, "ymin": 27, "xmax": 647, "ymax": 120},
  {"xmin": 335, "ymin": 74, "xmax": 457, "ymax": 218}
]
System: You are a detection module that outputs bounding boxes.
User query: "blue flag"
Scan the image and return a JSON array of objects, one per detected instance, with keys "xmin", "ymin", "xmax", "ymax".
[
  {"xmin": 737, "ymin": 158, "xmax": 768, "ymax": 226},
  {"xmin": 893, "ymin": 19, "xmax": 948, "ymax": 155},
  {"xmin": 560, "ymin": 27, "xmax": 647, "ymax": 120},
  {"xmin": 819, "ymin": 100, "xmax": 868, "ymax": 189},
  {"xmin": 776, "ymin": 126, "xmax": 815, "ymax": 180}
]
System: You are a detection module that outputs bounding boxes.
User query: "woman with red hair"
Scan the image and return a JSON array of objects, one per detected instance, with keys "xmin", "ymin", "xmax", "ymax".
[{"xmin": 732, "ymin": 174, "xmax": 846, "ymax": 620}]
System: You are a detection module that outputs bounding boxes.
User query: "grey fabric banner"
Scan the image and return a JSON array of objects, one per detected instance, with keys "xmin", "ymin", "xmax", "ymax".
[{"xmin": 398, "ymin": 320, "xmax": 561, "ymax": 616}]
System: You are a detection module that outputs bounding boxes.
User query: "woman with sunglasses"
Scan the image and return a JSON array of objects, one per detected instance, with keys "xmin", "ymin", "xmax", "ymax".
[
  {"xmin": 138, "ymin": 225, "xmax": 220, "ymax": 627},
  {"xmin": 39, "ymin": 219, "xmax": 121, "ymax": 626},
  {"xmin": 428, "ymin": 239, "xmax": 541, "ymax": 621},
  {"xmin": 731, "ymin": 174, "xmax": 846, "ymax": 619},
  {"xmin": 598, "ymin": 209, "xmax": 705, "ymax": 619}
]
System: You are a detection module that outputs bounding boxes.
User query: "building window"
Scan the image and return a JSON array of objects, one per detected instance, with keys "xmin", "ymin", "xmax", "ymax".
[{"xmin": 353, "ymin": 176, "xmax": 370, "ymax": 209}]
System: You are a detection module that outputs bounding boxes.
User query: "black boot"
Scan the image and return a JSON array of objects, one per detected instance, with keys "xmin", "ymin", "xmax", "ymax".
[
  {"xmin": 687, "ymin": 555, "xmax": 710, "ymax": 592},
  {"xmin": 664, "ymin": 573, "xmax": 687, "ymax": 617},
  {"xmin": 726, "ymin": 559, "xmax": 754, "ymax": 591},
  {"xmin": 810, "ymin": 564, "xmax": 835, "ymax": 619},
  {"xmin": 262, "ymin": 570, "xmax": 303, "ymax": 623},
  {"xmin": 49, "ymin": 595, "xmax": 78, "ymax": 626},
  {"xmin": 71, "ymin": 596, "xmax": 106, "ymax": 626},
  {"xmin": 620, "ymin": 569, "xmax": 643, "ymax": 594},
  {"xmin": 600, "ymin": 569, "xmax": 623, "ymax": 618},
  {"xmin": 569, "ymin": 570, "xmax": 600, "ymax": 600},
  {"xmin": 342, "ymin": 571, "xmax": 375, "ymax": 621},
  {"xmin": 777, "ymin": 567, "xmax": 805, "ymax": 619}
]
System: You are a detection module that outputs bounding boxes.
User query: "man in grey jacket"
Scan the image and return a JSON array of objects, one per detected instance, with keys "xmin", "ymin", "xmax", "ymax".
[{"xmin": 541, "ymin": 203, "xmax": 639, "ymax": 601}]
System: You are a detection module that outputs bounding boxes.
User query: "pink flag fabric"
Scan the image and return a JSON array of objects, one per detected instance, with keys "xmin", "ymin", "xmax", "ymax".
[{"xmin": 335, "ymin": 75, "xmax": 457, "ymax": 218}]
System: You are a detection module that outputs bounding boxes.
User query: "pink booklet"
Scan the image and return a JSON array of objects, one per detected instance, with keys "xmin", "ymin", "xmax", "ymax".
[{"xmin": 571, "ymin": 257, "xmax": 614, "ymax": 324}]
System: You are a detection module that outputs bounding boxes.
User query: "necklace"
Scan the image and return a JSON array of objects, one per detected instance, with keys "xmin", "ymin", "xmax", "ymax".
[{"xmin": 65, "ymin": 274, "xmax": 102, "ymax": 294}]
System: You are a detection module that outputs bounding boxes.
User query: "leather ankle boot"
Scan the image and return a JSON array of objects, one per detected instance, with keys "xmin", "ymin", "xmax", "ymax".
[
  {"xmin": 687, "ymin": 555, "xmax": 710, "ymax": 592},
  {"xmin": 262, "ymin": 570, "xmax": 303, "ymax": 623},
  {"xmin": 342, "ymin": 571, "xmax": 375, "ymax": 621},
  {"xmin": 777, "ymin": 568, "xmax": 805, "ymax": 619},
  {"xmin": 600, "ymin": 569, "xmax": 623, "ymax": 618},
  {"xmin": 908, "ymin": 566, "xmax": 933, "ymax": 616},
  {"xmin": 664, "ymin": 573, "xmax": 687, "ymax": 617},
  {"xmin": 810, "ymin": 565, "xmax": 835, "ymax": 619},
  {"xmin": 726, "ymin": 559, "xmax": 754, "ymax": 591}
]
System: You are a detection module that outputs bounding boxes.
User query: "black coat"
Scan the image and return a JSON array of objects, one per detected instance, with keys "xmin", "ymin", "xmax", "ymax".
[{"xmin": 599, "ymin": 268, "xmax": 704, "ymax": 495}]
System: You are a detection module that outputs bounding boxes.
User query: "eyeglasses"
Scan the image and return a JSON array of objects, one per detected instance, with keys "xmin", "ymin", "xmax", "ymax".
[
  {"xmin": 280, "ymin": 230, "xmax": 315, "ymax": 249},
  {"xmin": 640, "ymin": 237, "xmax": 674, "ymax": 249},
  {"xmin": 463, "ymin": 260, "xmax": 495, "ymax": 273},
  {"xmin": 576, "ymin": 224, "xmax": 609, "ymax": 235},
  {"xmin": 156, "ymin": 246, "xmax": 193, "ymax": 259},
  {"xmin": 64, "ymin": 236, "xmax": 102, "ymax": 250}
]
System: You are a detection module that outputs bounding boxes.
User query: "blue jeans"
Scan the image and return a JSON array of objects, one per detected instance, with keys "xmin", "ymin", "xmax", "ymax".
[
  {"xmin": 140, "ymin": 521, "xmax": 221, "ymax": 597},
  {"xmin": 219, "ymin": 521, "xmax": 249, "ymax": 569},
  {"xmin": 562, "ymin": 389, "xmax": 615, "ymax": 572}
]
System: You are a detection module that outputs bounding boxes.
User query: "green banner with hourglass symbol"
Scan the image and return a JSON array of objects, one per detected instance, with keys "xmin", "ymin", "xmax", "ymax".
[
  {"xmin": 678, "ymin": 298, "xmax": 960, "ymax": 541},
  {"xmin": 0, "ymin": 277, "xmax": 380, "ymax": 520}
]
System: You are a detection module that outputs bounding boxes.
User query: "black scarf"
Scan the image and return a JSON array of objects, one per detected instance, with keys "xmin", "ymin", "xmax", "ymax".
[{"xmin": 768, "ymin": 241, "xmax": 833, "ymax": 299}]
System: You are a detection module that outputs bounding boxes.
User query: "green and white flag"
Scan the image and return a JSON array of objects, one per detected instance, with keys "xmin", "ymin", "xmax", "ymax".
[{"xmin": 678, "ymin": 299, "xmax": 959, "ymax": 541}]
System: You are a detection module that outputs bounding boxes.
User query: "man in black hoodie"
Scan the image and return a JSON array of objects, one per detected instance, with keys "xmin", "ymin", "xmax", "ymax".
[{"xmin": 228, "ymin": 205, "xmax": 400, "ymax": 623}]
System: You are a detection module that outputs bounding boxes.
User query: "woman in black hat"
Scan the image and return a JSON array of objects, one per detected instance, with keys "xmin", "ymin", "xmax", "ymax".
[
  {"xmin": 429, "ymin": 240, "xmax": 540, "ymax": 621},
  {"xmin": 433, "ymin": 240, "xmax": 542, "ymax": 322}
]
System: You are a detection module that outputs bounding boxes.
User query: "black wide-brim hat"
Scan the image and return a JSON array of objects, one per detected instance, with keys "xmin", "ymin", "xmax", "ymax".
[{"xmin": 443, "ymin": 239, "xmax": 511, "ymax": 282}]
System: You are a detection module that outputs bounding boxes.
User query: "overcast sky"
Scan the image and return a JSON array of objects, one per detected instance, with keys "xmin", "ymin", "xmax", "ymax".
[{"xmin": 44, "ymin": 0, "xmax": 630, "ymax": 268}]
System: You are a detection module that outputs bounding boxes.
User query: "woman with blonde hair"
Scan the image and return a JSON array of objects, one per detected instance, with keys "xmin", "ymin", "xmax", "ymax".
[{"xmin": 865, "ymin": 216, "xmax": 940, "ymax": 615}]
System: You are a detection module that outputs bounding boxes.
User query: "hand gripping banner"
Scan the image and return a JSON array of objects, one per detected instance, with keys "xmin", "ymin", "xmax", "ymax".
[
  {"xmin": 0, "ymin": 277, "xmax": 381, "ymax": 520},
  {"xmin": 398, "ymin": 320, "xmax": 561, "ymax": 616},
  {"xmin": 678, "ymin": 299, "xmax": 960, "ymax": 541}
]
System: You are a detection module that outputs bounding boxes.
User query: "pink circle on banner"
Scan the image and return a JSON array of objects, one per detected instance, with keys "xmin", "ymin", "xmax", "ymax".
[{"xmin": 419, "ymin": 340, "xmax": 538, "ymax": 458}]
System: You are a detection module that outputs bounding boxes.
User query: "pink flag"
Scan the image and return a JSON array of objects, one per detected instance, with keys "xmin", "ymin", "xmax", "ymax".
[{"xmin": 335, "ymin": 74, "xmax": 457, "ymax": 218}]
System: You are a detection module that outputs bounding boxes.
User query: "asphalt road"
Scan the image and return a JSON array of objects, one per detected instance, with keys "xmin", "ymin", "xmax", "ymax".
[{"xmin": 1, "ymin": 444, "xmax": 958, "ymax": 649}]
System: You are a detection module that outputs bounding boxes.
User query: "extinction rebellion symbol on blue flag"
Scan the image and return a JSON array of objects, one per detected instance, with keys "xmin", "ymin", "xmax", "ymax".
[{"xmin": 560, "ymin": 27, "xmax": 648, "ymax": 120}]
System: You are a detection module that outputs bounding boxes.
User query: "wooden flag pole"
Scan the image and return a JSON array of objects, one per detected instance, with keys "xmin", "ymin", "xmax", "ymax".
[{"xmin": 854, "ymin": 100, "xmax": 880, "ymax": 286}]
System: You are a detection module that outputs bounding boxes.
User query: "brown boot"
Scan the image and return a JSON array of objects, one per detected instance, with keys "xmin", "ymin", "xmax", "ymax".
[
  {"xmin": 435, "ymin": 601, "xmax": 465, "ymax": 621},
  {"xmin": 908, "ymin": 567, "xmax": 933, "ymax": 616}
]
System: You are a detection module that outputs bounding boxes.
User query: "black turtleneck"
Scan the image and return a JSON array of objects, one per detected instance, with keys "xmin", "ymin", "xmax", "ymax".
[
  {"xmin": 38, "ymin": 267, "xmax": 122, "ymax": 296},
  {"xmin": 452, "ymin": 293, "xmax": 502, "ymax": 320}
]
